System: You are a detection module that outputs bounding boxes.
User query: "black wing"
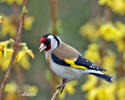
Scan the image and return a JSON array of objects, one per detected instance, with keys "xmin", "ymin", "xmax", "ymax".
[
  {"xmin": 51, "ymin": 53, "xmax": 70, "ymax": 66},
  {"xmin": 75, "ymin": 56, "xmax": 106, "ymax": 71}
]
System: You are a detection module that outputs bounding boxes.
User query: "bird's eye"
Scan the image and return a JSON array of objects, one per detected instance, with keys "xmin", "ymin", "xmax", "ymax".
[{"xmin": 45, "ymin": 39, "xmax": 51, "ymax": 45}]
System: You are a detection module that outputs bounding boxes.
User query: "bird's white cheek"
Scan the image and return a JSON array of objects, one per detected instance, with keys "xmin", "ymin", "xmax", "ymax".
[{"xmin": 51, "ymin": 39, "xmax": 57, "ymax": 50}]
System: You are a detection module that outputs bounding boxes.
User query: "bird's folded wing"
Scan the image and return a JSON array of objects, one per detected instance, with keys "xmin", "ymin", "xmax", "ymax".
[
  {"xmin": 64, "ymin": 56, "xmax": 106, "ymax": 71},
  {"xmin": 52, "ymin": 54, "xmax": 106, "ymax": 71}
]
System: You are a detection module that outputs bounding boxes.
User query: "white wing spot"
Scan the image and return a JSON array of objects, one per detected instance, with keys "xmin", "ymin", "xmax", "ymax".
[{"xmin": 90, "ymin": 66, "xmax": 92, "ymax": 68}]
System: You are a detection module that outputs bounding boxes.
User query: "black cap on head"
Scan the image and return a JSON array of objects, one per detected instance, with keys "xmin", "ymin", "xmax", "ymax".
[
  {"xmin": 42, "ymin": 33, "xmax": 60, "ymax": 47},
  {"xmin": 42, "ymin": 33, "xmax": 53, "ymax": 38}
]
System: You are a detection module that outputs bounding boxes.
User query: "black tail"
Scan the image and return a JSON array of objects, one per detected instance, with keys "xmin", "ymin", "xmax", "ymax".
[{"xmin": 90, "ymin": 73, "xmax": 113, "ymax": 82}]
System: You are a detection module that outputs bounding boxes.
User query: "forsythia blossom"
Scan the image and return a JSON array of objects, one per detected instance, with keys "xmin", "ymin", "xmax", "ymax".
[
  {"xmin": 85, "ymin": 44, "xmax": 101, "ymax": 64},
  {"xmin": 80, "ymin": 22, "xmax": 99, "ymax": 41},
  {"xmin": 0, "ymin": 39, "xmax": 35, "ymax": 71},
  {"xmin": 80, "ymin": 19, "xmax": 125, "ymax": 100},
  {"xmin": 24, "ymin": 16, "xmax": 35, "ymax": 30},
  {"xmin": 98, "ymin": 22, "xmax": 123, "ymax": 41},
  {"xmin": 0, "ymin": 15, "xmax": 35, "ymax": 37},
  {"xmin": 4, "ymin": 81, "xmax": 38, "ymax": 100},
  {"xmin": 0, "ymin": 16, "xmax": 17, "ymax": 37},
  {"xmin": 0, "ymin": 0, "xmax": 23, "ymax": 5},
  {"xmin": 5, "ymin": 81, "xmax": 18, "ymax": 93},
  {"xmin": 98, "ymin": 0, "xmax": 125, "ymax": 15}
]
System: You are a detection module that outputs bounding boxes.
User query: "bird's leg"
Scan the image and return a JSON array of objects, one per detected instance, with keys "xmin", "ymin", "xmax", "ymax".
[{"xmin": 57, "ymin": 79, "xmax": 69, "ymax": 94}]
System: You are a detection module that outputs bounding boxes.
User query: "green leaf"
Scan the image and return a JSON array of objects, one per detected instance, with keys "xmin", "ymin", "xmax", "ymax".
[
  {"xmin": 55, "ymin": 20, "xmax": 63, "ymax": 33},
  {"xmin": 45, "ymin": 69, "xmax": 52, "ymax": 81}
]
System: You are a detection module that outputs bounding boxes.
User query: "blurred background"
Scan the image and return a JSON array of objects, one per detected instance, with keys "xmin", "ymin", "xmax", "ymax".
[{"xmin": 0, "ymin": 0, "xmax": 125, "ymax": 100}]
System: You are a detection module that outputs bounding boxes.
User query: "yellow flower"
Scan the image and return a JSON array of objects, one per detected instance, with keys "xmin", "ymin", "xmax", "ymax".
[
  {"xmin": 15, "ymin": 0, "xmax": 23, "ymax": 5},
  {"xmin": 65, "ymin": 81, "xmax": 77, "ymax": 95},
  {"xmin": 85, "ymin": 44, "xmax": 101, "ymax": 64},
  {"xmin": 111, "ymin": 0, "xmax": 125, "ymax": 15},
  {"xmin": 3, "ymin": 48, "xmax": 13, "ymax": 57},
  {"xmin": 5, "ymin": 93, "xmax": 20, "ymax": 100},
  {"xmin": 117, "ymin": 80, "xmax": 125, "ymax": 100},
  {"xmin": 15, "ymin": 44, "xmax": 35, "ymax": 70},
  {"xmin": 98, "ymin": 0, "xmax": 125, "ymax": 15},
  {"xmin": 16, "ymin": 50, "xmax": 26, "ymax": 62},
  {"xmin": 27, "ymin": 86, "xmax": 38, "ymax": 94},
  {"xmin": 19, "ymin": 54, "xmax": 31, "ymax": 70},
  {"xmin": 5, "ymin": 0, "xmax": 15, "ymax": 5},
  {"xmin": 23, "ymin": 85, "xmax": 38, "ymax": 95},
  {"xmin": 24, "ymin": 16, "xmax": 34, "ymax": 30},
  {"xmin": 16, "ymin": 48, "xmax": 35, "ymax": 62},
  {"xmin": 0, "ymin": 40, "xmax": 13, "ymax": 71},
  {"xmin": 58, "ymin": 80, "xmax": 78, "ymax": 99},
  {"xmin": 26, "ymin": 49, "xmax": 35, "ymax": 59},
  {"xmin": 86, "ymin": 88, "xmax": 98, "ymax": 100},
  {"xmin": 0, "ymin": 41, "xmax": 9, "ymax": 51},
  {"xmin": 98, "ymin": 23, "xmax": 122, "ymax": 41},
  {"xmin": 96, "ymin": 86, "xmax": 115, "ymax": 100},
  {"xmin": 0, "ymin": 16, "xmax": 17, "ymax": 37},
  {"xmin": 118, "ymin": 87, "xmax": 125, "ymax": 100},
  {"xmin": 0, "ymin": 51, "xmax": 2, "ymax": 58},
  {"xmin": 114, "ymin": 22, "xmax": 125, "ymax": 53},
  {"xmin": 85, "ymin": 84, "xmax": 116, "ymax": 100},
  {"xmin": 5, "ymin": 81, "xmax": 18, "ymax": 93},
  {"xmin": 80, "ymin": 22, "xmax": 99, "ymax": 41},
  {"xmin": 58, "ymin": 90, "xmax": 66, "ymax": 99},
  {"xmin": 81, "ymin": 75, "xmax": 98, "ymax": 91},
  {"xmin": 115, "ymin": 21, "xmax": 125, "ymax": 35},
  {"xmin": 0, "ymin": 0, "xmax": 23, "ymax": 5},
  {"xmin": 98, "ymin": 0, "xmax": 106, "ymax": 5},
  {"xmin": 102, "ymin": 50, "xmax": 115, "ymax": 72},
  {"xmin": 115, "ymin": 39, "xmax": 125, "ymax": 52},
  {"xmin": 0, "ymin": 39, "xmax": 34, "ymax": 71},
  {"xmin": 8, "ymin": 24, "xmax": 17, "ymax": 37},
  {"xmin": 0, "ymin": 48, "xmax": 13, "ymax": 71},
  {"xmin": 98, "ymin": 0, "xmax": 113, "ymax": 6}
]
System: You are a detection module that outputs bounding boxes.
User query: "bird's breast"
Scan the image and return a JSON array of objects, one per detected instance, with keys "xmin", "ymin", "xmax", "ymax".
[{"xmin": 48, "ymin": 54, "xmax": 83, "ymax": 80}]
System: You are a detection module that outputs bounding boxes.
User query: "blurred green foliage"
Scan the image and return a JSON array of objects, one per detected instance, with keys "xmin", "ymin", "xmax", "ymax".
[
  {"xmin": 1, "ymin": 0, "xmax": 125, "ymax": 100},
  {"xmin": 0, "ymin": 0, "xmax": 91, "ymax": 100}
]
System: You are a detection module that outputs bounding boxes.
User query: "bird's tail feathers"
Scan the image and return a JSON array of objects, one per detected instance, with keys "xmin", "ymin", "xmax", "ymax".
[{"xmin": 90, "ymin": 72, "xmax": 113, "ymax": 82}]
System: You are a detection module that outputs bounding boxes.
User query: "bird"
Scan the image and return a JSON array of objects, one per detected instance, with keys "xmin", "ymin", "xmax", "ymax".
[{"xmin": 39, "ymin": 33, "xmax": 113, "ymax": 93}]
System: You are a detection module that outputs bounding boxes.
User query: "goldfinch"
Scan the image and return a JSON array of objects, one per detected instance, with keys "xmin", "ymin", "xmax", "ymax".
[{"xmin": 39, "ymin": 33, "xmax": 113, "ymax": 93}]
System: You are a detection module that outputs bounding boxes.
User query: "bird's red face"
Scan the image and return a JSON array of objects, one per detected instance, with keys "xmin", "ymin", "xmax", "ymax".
[
  {"xmin": 39, "ymin": 33, "xmax": 61, "ymax": 52},
  {"xmin": 39, "ymin": 37, "xmax": 51, "ymax": 51}
]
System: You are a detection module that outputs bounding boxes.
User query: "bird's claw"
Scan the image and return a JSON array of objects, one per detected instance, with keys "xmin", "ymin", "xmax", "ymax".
[
  {"xmin": 57, "ymin": 89, "xmax": 62, "ymax": 95},
  {"xmin": 56, "ymin": 86, "xmax": 64, "ymax": 95}
]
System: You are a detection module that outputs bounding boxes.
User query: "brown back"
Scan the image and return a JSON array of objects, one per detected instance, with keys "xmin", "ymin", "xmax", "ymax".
[{"xmin": 53, "ymin": 42, "xmax": 81, "ymax": 59}]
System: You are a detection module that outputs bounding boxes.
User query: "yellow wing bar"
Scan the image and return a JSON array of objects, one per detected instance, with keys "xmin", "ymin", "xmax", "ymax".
[{"xmin": 64, "ymin": 59, "xmax": 87, "ymax": 69}]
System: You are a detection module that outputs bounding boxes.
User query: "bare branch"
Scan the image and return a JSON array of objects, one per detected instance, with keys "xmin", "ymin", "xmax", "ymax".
[
  {"xmin": 50, "ymin": 0, "xmax": 57, "ymax": 34},
  {"xmin": 51, "ymin": 89, "xmax": 59, "ymax": 100},
  {"xmin": 50, "ymin": 0, "xmax": 60, "ymax": 99},
  {"xmin": 0, "ymin": 0, "xmax": 28, "ymax": 100}
]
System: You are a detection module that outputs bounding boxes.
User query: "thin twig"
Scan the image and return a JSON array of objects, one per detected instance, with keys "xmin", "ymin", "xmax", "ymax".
[
  {"xmin": 50, "ymin": 0, "xmax": 57, "ymax": 34},
  {"xmin": 50, "ymin": 0, "xmax": 59, "ymax": 99},
  {"xmin": 12, "ymin": 3, "xmax": 25, "ymax": 100},
  {"xmin": 0, "ymin": 0, "xmax": 28, "ymax": 100},
  {"xmin": 51, "ymin": 89, "xmax": 59, "ymax": 100}
]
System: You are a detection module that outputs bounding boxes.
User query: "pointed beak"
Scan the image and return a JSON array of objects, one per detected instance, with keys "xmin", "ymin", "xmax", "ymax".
[{"xmin": 39, "ymin": 43, "xmax": 46, "ymax": 52}]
